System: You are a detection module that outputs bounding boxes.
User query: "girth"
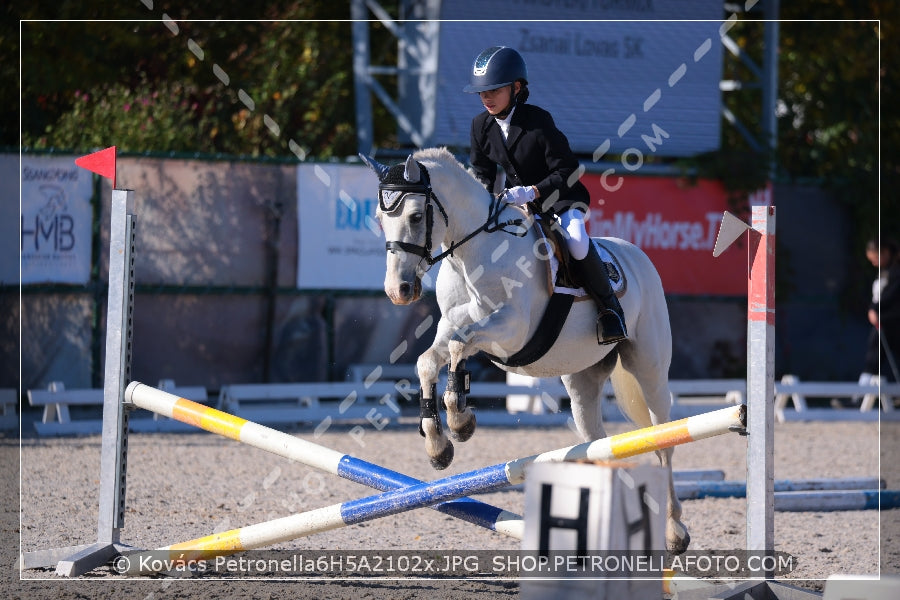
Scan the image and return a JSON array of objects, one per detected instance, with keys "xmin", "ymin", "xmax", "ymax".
[{"xmin": 483, "ymin": 292, "xmax": 575, "ymax": 368}]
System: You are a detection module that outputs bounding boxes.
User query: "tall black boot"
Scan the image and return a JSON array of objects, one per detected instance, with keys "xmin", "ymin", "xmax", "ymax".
[{"xmin": 570, "ymin": 243, "xmax": 627, "ymax": 345}]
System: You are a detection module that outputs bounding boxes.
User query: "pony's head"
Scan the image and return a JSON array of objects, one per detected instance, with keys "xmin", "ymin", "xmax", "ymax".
[{"xmin": 361, "ymin": 153, "xmax": 449, "ymax": 305}]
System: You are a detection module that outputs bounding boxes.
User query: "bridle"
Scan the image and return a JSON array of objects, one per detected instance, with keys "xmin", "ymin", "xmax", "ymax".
[
  {"xmin": 379, "ymin": 162, "xmax": 527, "ymax": 272},
  {"xmin": 379, "ymin": 164, "xmax": 448, "ymax": 265}
]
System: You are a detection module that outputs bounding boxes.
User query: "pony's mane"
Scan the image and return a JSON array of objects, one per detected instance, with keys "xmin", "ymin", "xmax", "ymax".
[
  {"xmin": 412, "ymin": 146, "xmax": 459, "ymax": 166},
  {"xmin": 413, "ymin": 146, "xmax": 490, "ymax": 202},
  {"xmin": 412, "ymin": 147, "xmax": 474, "ymax": 181}
]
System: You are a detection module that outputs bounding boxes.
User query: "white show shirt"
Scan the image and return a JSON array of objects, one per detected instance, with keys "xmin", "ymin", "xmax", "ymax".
[{"xmin": 494, "ymin": 106, "xmax": 516, "ymax": 143}]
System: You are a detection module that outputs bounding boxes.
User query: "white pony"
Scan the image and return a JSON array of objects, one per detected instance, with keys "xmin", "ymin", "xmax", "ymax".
[{"xmin": 362, "ymin": 148, "xmax": 689, "ymax": 554}]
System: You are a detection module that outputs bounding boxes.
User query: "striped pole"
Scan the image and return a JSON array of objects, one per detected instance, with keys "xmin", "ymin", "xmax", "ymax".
[
  {"xmin": 124, "ymin": 382, "xmax": 522, "ymax": 539},
  {"xmin": 672, "ymin": 469, "xmax": 726, "ymax": 482},
  {"xmin": 504, "ymin": 404, "xmax": 746, "ymax": 484},
  {"xmin": 125, "ymin": 400, "xmax": 746, "ymax": 574},
  {"xmin": 675, "ymin": 477, "xmax": 885, "ymax": 500},
  {"xmin": 483, "ymin": 469, "xmax": 727, "ymax": 495},
  {"xmin": 774, "ymin": 490, "xmax": 900, "ymax": 512}
]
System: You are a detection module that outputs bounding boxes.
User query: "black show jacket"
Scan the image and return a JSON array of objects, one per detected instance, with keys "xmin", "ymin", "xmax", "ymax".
[{"xmin": 468, "ymin": 103, "xmax": 591, "ymax": 214}]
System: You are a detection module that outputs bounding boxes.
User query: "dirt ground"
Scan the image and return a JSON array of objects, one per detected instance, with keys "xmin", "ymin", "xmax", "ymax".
[{"xmin": 5, "ymin": 413, "xmax": 900, "ymax": 599}]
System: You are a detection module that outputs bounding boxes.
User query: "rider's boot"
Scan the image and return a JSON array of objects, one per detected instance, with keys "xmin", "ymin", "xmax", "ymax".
[{"xmin": 570, "ymin": 243, "xmax": 627, "ymax": 345}]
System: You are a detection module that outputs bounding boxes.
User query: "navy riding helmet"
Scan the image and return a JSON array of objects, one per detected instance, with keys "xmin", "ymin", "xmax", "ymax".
[{"xmin": 463, "ymin": 46, "xmax": 528, "ymax": 93}]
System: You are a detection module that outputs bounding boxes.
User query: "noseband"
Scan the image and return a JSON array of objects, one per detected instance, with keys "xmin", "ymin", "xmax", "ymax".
[{"xmin": 379, "ymin": 162, "xmax": 526, "ymax": 271}]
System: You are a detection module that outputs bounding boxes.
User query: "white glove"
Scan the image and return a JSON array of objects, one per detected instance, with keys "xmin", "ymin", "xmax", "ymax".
[{"xmin": 503, "ymin": 185, "xmax": 536, "ymax": 206}]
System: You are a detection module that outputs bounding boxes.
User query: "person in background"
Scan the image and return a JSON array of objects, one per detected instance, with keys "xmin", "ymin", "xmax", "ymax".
[
  {"xmin": 463, "ymin": 46, "xmax": 626, "ymax": 345},
  {"xmin": 861, "ymin": 238, "xmax": 900, "ymax": 382}
]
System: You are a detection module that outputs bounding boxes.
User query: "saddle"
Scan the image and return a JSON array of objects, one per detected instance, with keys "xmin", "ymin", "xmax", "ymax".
[
  {"xmin": 533, "ymin": 215, "xmax": 626, "ymax": 299},
  {"xmin": 484, "ymin": 217, "xmax": 626, "ymax": 368}
]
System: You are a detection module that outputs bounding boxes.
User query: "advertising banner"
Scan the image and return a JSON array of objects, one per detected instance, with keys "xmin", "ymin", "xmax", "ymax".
[
  {"xmin": 297, "ymin": 163, "xmax": 388, "ymax": 290},
  {"xmin": 434, "ymin": 1, "xmax": 723, "ymax": 157},
  {"xmin": 296, "ymin": 164, "xmax": 744, "ymax": 296},
  {"xmin": 0, "ymin": 155, "xmax": 18, "ymax": 284},
  {"xmin": 583, "ymin": 174, "xmax": 746, "ymax": 296},
  {"xmin": 20, "ymin": 155, "xmax": 94, "ymax": 285}
]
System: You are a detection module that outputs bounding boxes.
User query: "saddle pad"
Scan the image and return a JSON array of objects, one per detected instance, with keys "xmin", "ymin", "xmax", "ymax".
[{"xmin": 533, "ymin": 219, "xmax": 626, "ymax": 298}]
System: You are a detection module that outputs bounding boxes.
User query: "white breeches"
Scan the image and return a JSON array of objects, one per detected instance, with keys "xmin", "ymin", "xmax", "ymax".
[{"xmin": 559, "ymin": 209, "xmax": 590, "ymax": 260}]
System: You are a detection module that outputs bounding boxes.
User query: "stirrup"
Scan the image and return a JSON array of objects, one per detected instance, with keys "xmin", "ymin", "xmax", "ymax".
[{"xmin": 596, "ymin": 310, "xmax": 627, "ymax": 345}]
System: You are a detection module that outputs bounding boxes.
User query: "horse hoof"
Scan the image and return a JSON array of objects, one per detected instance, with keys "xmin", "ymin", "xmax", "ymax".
[
  {"xmin": 667, "ymin": 530, "xmax": 691, "ymax": 555},
  {"xmin": 429, "ymin": 442, "xmax": 454, "ymax": 470},
  {"xmin": 449, "ymin": 413, "xmax": 477, "ymax": 442}
]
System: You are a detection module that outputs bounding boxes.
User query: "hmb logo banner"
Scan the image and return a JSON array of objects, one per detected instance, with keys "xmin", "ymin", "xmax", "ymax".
[{"xmin": 21, "ymin": 155, "xmax": 94, "ymax": 284}]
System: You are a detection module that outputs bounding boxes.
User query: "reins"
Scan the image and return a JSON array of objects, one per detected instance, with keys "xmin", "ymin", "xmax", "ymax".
[{"xmin": 426, "ymin": 191, "xmax": 528, "ymax": 265}]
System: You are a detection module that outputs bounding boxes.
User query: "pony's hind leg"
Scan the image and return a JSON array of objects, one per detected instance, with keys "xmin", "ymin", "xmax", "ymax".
[
  {"xmin": 562, "ymin": 355, "xmax": 617, "ymax": 442},
  {"xmin": 444, "ymin": 339, "xmax": 477, "ymax": 443},
  {"xmin": 616, "ymin": 333, "xmax": 690, "ymax": 555},
  {"xmin": 656, "ymin": 445, "xmax": 690, "ymax": 555},
  {"xmin": 640, "ymin": 375, "xmax": 690, "ymax": 554},
  {"xmin": 416, "ymin": 348, "xmax": 454, "ymax": 470}
]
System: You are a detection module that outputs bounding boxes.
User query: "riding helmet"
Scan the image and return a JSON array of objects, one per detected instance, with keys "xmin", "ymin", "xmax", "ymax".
[{"xmin": 463, "ymin": 46, "xmax": 528, "ymax": 93}]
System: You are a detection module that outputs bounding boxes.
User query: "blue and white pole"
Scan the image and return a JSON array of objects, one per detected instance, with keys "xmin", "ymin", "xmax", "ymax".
[
  {"xmin": 125, "ymin": 382, "xmax": 522, "ymax": 538},
  {"xmin": 125, "ymin": 384, "xmax": 745, "ymax": 574}
]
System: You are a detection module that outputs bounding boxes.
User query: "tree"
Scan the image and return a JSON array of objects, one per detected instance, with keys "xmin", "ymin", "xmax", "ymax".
[
  {"xmin": 777, "ymin": 14, "xmax": 894, "ymax": 245},
  {"xmin": 14, "ymin": 2, "xmax": 398, "ymax": 159},
  {"xmin": 10, "ymin": 0, "xmax": 896, "ymax": 238},
  {"xmin": 719, "ymin": 4, "xmax": 895, "ymax": 245}
]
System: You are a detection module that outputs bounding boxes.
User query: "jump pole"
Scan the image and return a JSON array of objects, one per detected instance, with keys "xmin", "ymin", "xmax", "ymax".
[
  {"xmin": 124, "ymin": 382, "xmax": 523, "ymax": 539},
  {"xmin": 125, "ymin": 403, "xmax": 746, "ymax": 574},
  {"xmin": 773, "ymin": 490, "xmax": 900, "ymax": 512},
  {"xmin": 671, "ymin": 469, "xmax": 726, "ymax": 482},
  {"xmin": 674, "ymin": 477, "xmax": 886, "ymax": 500}
]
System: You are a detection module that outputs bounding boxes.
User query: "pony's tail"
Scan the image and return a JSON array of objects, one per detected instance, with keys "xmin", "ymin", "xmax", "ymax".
[{"xmin": 609, "ymin": 354, "xmax": 654, "ymax": 428}]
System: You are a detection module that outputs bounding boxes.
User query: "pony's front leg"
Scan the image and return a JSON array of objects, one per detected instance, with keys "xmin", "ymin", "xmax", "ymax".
[
  {"xmin": 440, "ymin": 300, "xmax": 530, "ymax": 444},
  {"xmin": 416, "ymin": 340, "xmax": 455, "ymax": 470},
  {"xmin": 416, "ymin": 306, "xmax": 479, "ymax": 469},
  {"xmin": 444, "ymin": 339, "xmax": 476, "ymax": 443}
]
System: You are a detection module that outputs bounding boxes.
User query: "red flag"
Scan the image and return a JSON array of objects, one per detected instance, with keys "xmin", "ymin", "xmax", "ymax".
[{"xmin": 75, "ymin": 146, "xmax": 117, "ymax": 188}]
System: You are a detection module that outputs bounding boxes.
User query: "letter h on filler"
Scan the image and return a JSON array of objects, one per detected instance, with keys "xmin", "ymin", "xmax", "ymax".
[{"xmin": 522, "ymin": 461, "xmax": 667, "ymax": 600}]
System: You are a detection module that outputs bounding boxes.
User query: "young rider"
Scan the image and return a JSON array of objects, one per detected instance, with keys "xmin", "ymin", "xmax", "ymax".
[{"xmin": 464, "ymin": 45, "xmax": 626, "ymax": 345}]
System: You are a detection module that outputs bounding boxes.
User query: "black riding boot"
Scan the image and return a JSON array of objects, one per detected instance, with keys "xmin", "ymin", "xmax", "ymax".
[{"xmin": 570, "ymin": 244, "xmax": 627, "ymax": 345}]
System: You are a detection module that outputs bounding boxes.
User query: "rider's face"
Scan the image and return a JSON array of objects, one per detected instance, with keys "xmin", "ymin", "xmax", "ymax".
[{"xmin": 479, "ymin": 82, "xmax": 520, "ymax": 115}]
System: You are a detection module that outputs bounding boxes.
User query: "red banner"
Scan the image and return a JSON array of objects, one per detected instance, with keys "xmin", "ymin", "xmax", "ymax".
[{"xmin": 582, "ymin": 174, "xmax": 746, "ymax": 296}]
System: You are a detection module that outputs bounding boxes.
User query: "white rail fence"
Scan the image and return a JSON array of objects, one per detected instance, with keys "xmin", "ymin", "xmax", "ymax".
[{"xmin": 20, "ymin": 367, "xmax": 900, "ymax": 435}]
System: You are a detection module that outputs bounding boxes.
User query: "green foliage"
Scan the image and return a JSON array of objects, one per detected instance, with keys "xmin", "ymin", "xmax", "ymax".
[
  {"xmin": 721, "ymin": 9, "xmax": 895, "ymax": 243},
  {"xmin": 33, "ymin": 78, "xmax": 214, "ymax": 152},
  {"xmin": 777, "ymin": 18, "xmax": 885, "ymax": 239},
  {"xmin": 17, "ymin": 4, "xmax": 366, "ymax": 159},
  {"xmin": 690, "ymin": 148, "xmax": 771, "ymax": 214}
]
